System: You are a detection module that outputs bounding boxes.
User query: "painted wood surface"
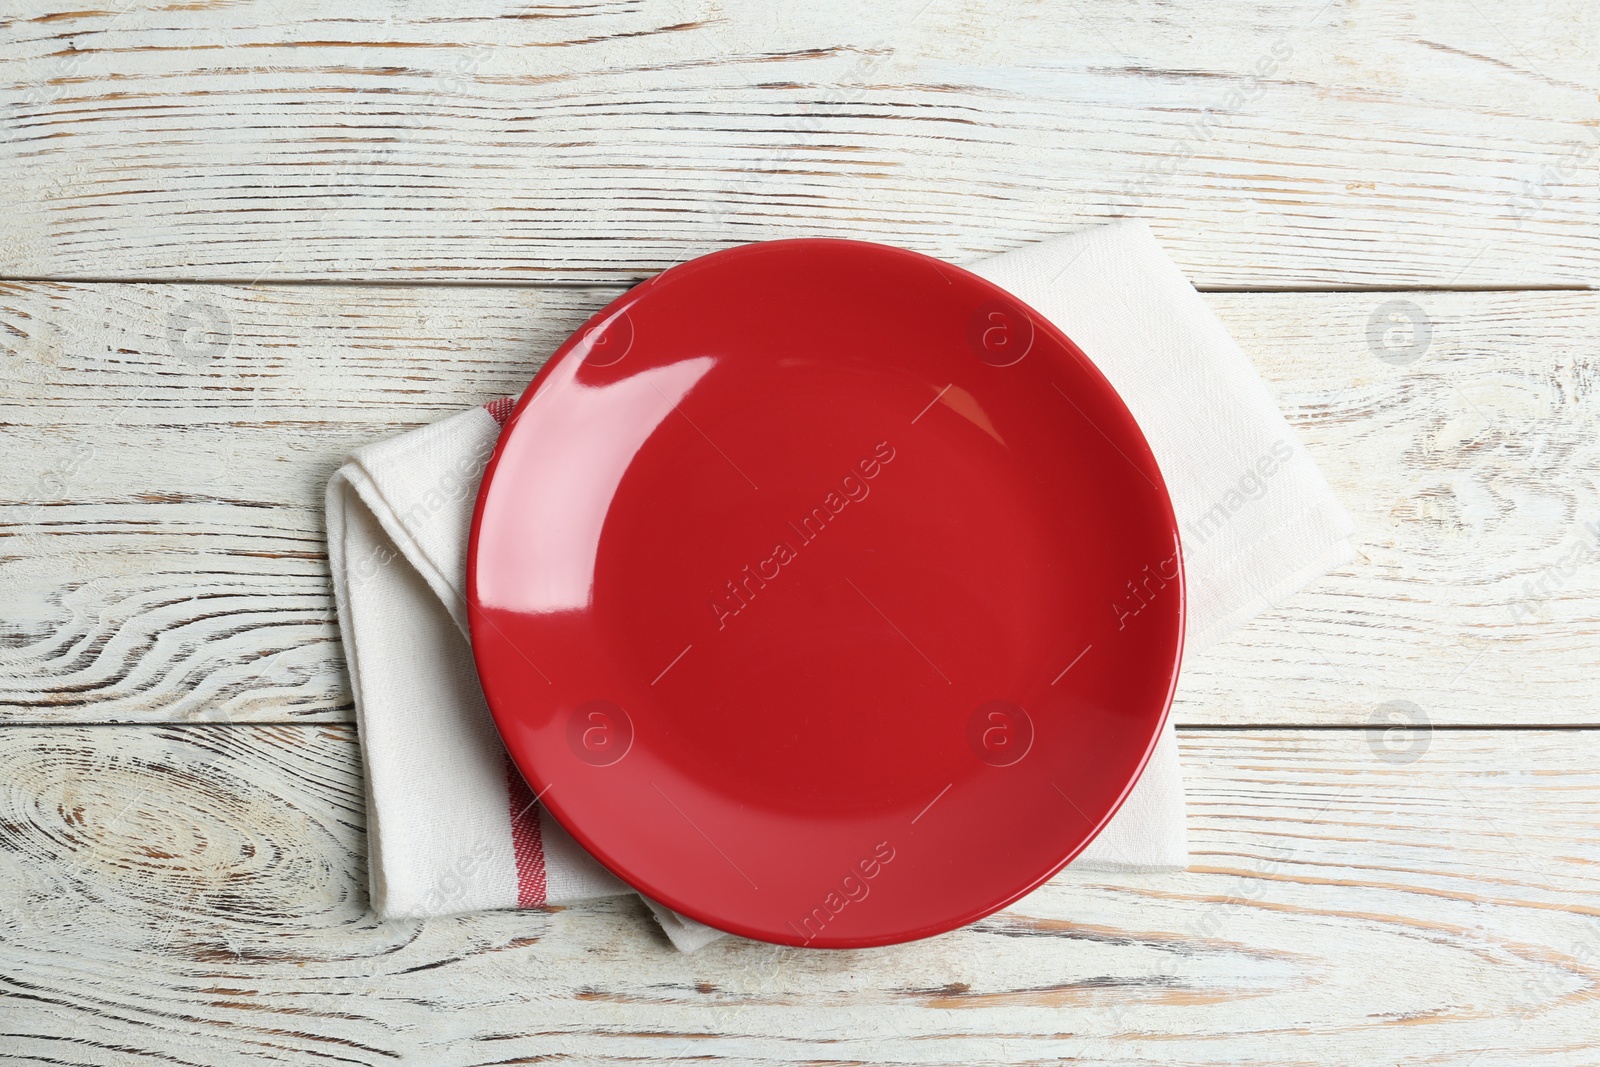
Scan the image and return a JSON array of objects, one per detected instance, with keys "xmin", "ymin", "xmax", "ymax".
[
  {"xmin": 4, "ymin": 1, "xmax": 1598, "ymax": 1061},
  {"xmin": 3, "ymin": 0, "xmax": 1598, "ymax": 288},
  {"xmin": 2, "ymin": 725, "xmax": 1597, "ymax": 1065},
  {"xmin": 2, "ymin": 283, "xmax": 1596, "ymax": 726}
]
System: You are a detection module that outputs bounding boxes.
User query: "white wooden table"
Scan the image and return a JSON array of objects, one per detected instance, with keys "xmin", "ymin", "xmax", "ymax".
[{"xmin": 3, "ymin": 2, "xmax": 1599, "ymax": 1062}]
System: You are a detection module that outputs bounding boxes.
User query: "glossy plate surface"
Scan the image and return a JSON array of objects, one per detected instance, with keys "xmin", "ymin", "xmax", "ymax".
[{"xmin": 468, "ymin": 239, "xmax": 1184, "ymax": 947}]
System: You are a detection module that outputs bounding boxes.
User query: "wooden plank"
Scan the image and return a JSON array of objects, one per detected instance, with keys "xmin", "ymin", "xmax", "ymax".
[
  {"xmin": 3, "ymin": 0, "xmax": 1598, "ymax": 287},
  {"xmin": 3, "ymin": 282, "xmax": 1597, "ymax": 725},
  {"xmin": 0, "ymin": 724, "xmax": 1596, "ymax": 1064},
  {"xmin": 1197, "ymin": 288, "xmax": 1600, "ymax": 729},
  {"xmin": 0, "ymin": 282, "xmax": 599, "ymax": 722}
]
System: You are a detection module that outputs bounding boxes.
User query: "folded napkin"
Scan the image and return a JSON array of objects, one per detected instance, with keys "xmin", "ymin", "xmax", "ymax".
[{"xmin": 326, "ymin": 220, "xmax": 1355, "ymax": 952}]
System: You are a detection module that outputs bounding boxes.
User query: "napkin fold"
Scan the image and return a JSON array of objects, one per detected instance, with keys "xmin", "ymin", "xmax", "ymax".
[{"xmin": 327, "ymin": 220, "xmax": 1355, "ymax": 952}]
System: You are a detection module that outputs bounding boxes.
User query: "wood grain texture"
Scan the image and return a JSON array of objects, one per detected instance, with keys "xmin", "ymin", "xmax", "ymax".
[
  {"xmin": 1, "ymin": 724, "xmax": 1597, "ymax": 1065},
  {"xmin": 3, "ymin": 0, "xmax": 1598, "ymax": 288},
  {"xmin": 5, "ymin": 1, "xmax": 1598, "ymax": 1059},
  {"xmin": 3, "ymin": 282, "xmax": 1597, "ymax": 725},
  {"xmin": 0, "ymin": 281, "xmax": 596, "ymax": 723}
]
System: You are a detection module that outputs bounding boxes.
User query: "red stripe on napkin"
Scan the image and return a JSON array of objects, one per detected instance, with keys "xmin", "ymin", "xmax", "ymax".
[
  {"xmin": 505, "ymin": 757, "xmax": 548, "ymax": 907},
  {"xmin": 484, "ymin": 396, "xmax": 515, "ymax": 427},
  {"xmin": 489, "ymin": 394, "xmax": 546, "ymax": 906}
]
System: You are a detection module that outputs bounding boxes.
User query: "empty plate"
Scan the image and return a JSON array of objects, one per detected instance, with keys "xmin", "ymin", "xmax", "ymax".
[{"xmin": 468, "ymin": 239, "xmax": 1184, "ymax": 947}]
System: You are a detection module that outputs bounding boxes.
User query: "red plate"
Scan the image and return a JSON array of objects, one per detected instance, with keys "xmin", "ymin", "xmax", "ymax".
[{"xmin": 468, "ymin": 239, "xmax": 1184, "ymax": 948}]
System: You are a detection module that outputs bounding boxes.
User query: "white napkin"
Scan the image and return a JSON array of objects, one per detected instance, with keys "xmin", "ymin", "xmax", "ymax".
[{"xmin": 326, "ymin": 220, "xmax": 1355, "ymax": 952}]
